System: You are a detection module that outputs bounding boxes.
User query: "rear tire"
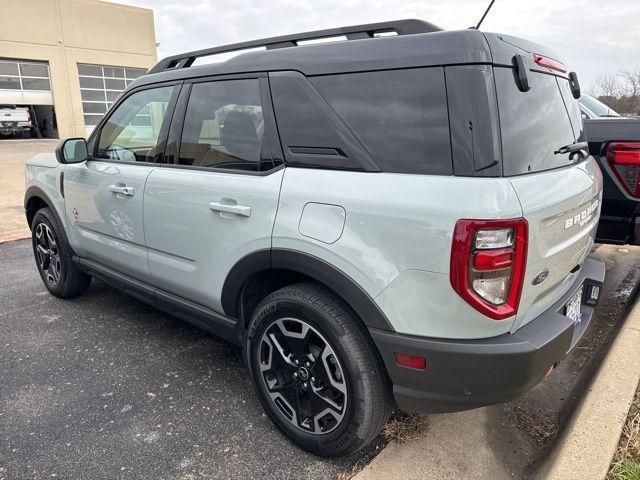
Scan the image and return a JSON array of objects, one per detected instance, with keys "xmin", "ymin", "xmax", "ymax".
[
  {"xmin": 21, "ymin": 129, "xmax": 31, "ymax": 139},
  {"xmin": 246, "ymin": 282, "xmax": 392, "ymax": 457},
  {"xmin": 31, "ymin": 207, "xmax": 91, "ymax": 298}
]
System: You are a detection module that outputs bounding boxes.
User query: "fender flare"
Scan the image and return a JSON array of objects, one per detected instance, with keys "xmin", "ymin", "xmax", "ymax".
[
  {"xmin": 221, "ymin": 248, "xmax": 395, "ymax": 332},
  {"xmin": 24, "ymin": 185, "xmax": 72, "ymax": 248}
]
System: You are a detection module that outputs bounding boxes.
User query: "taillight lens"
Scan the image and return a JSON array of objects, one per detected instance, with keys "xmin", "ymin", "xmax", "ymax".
[
  {"xmin": 533, "ymin": 53, "xmax": 567, "ymax": 73},
  {"xmin": 450, "ymin": 219, "xmax": 528, "ymax": 320},
  {"xmin": 606, "ymin": 142, "xmax": 640, "ymax": 198}
]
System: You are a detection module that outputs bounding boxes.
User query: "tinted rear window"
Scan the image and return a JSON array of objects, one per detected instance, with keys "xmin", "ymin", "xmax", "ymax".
[
  {"xmin": 495, "ymin": 68, "xmax": 579, "ymax": 176},
  {"xmin": 311, "ymin": 68, "xmax": 452, "ymax": 175}
]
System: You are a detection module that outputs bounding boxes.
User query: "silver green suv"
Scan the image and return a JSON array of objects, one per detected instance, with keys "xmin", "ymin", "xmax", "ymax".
[{"xmin": 25, "ymin": 20, "xmax": 605, "ymax": 456}]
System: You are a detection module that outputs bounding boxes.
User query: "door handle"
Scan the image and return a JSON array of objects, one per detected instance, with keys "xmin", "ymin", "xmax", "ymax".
[
  {"xmin": 108, "ymin": 184, "xmax": 134, "ymax": 196},
  {"xmin": 209, "ymin": 201, "xmax": 251, "ymax": 217}
]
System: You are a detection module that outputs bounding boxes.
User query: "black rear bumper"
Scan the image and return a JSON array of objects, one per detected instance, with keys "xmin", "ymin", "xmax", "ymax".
[{"xmin": 371, "ymin": 253, "xmax": 606, "ymax": 413}]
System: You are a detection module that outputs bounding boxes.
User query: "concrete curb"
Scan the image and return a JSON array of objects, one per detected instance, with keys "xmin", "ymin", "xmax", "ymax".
[
  {"xmin": 535, "ymin": 295, "xmax": 640, "ymax": 480},
  {"xmin": 0, "ymin": 233, "xmax": 29, "ymax": 244}
]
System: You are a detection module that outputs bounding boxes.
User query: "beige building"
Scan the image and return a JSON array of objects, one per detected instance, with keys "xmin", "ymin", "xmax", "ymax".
[{"xmin": 0, "ymin": 0, "xmax": 157, "ymax": 138}]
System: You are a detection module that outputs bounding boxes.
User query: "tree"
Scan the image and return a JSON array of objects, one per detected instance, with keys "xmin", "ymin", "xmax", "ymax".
[
  {"xmin": 589, "ymin": 70, "xmax": 640, "ymax": 116},
  {"xmin": 592, "ymin": 73, "xmax": 623, "ymax": 98}
]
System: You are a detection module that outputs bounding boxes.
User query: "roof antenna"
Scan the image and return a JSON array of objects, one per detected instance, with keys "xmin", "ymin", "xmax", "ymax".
[{"xmin": 472, "ymin": 0, "xmax": 496, "ymax": 30}]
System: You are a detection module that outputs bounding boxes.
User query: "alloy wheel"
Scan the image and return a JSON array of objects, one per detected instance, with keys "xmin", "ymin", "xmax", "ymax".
[
  {"xmin": 35, "ymin": 222, "xmax": 61, "ymax": 286},
  {"xmin": 258, "ymin": 317, "xmax": 348, "ymax": 435}
]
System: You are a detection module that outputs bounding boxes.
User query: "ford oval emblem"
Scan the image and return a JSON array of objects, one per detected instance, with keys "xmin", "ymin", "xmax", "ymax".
[{"xmin": 532, "ymin": 269, "xmax": 549, "ymax": 286}]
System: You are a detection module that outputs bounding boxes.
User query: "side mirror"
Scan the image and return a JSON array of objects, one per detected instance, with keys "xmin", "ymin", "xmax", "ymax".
[{"xmin": 55, "ymin": 138, "xmax": 88, "ymax": 164}]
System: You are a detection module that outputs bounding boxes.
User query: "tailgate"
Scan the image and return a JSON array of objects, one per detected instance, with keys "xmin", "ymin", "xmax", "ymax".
[
  {"xmin": 489, "ymin": 34, "xmax": 603, "ymax": 330},
  {"xmin": 509, "ymin": 159, "xmax": 602, "ymax": 330}
]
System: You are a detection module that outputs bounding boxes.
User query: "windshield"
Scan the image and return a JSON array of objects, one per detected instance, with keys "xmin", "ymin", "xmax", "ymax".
[{"xmin": 580, "ymin": 95, "xmax": 620, "ymax": 117}]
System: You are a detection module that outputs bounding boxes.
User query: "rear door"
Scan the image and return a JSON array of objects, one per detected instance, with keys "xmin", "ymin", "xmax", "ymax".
[
  {"xmin": 143, "ymin": 75, "xmax": 284, "ymax": 313},
  {"xmin": 492, "ymin": 57, "xmax": 602, "ymax": 330},
  {"xmin": 64, "ymin": 84, "xmax": 179, "ymax": 281}
]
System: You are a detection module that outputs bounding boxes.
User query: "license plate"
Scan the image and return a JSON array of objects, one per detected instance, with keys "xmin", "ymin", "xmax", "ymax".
[{"xmin": 565, "ymin": 286, "xmax": 583, "ymax": 324}]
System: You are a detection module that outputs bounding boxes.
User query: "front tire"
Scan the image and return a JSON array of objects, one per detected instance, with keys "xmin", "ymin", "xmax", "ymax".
[
  {"xmin": 246, "ymin": 282, "xmax": 392, "ymax": 457},
  {"xmin": 31, "ymin": 208, "xmax": 91, "ymax": 298}
]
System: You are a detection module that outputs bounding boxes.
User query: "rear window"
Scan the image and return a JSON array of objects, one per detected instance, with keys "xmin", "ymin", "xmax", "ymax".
[
  {"xmin": 495, "ymin": 68, "xmax": 579, "ymax": 176},
  {"xmin": 311, "ymin": 68, "xmax": 452, "ymax": 175}
]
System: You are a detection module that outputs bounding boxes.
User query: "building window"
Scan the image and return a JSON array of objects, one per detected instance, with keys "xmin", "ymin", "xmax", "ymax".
[
  {"xmin": 77, "ymin": 63, "xmax": 146, "ymax": 132},
  {"xmin": 0, "ymin": 58, "xmax": 51, "ymax": 92}
]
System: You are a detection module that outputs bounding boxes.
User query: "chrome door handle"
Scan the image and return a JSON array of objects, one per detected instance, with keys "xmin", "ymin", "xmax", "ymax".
[
  {"xmin": 209, "ymin": 201, "xmax": 251, "ymax": 217},
  {"xmin": 108, "ymin": 184, "xmax": 134, "ymax": 196}
]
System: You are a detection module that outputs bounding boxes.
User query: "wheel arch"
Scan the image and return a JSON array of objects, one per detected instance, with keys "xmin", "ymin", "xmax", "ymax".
[
  {"xmin": 24, "ymin": 186, "xmax": 72, "ymax": 249},
  {"xmin": 221, "ymin": 249, "xmax": 395, "ymax": 332}
]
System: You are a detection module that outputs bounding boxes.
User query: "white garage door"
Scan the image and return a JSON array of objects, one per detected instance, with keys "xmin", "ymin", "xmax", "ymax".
[{"xmin": 0, "ymin": 58, "xmax": 53, "ymax": 105}]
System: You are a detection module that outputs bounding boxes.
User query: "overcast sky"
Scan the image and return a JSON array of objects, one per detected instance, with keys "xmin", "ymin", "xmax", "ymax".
[{"xmin": 118, "ymin": 0, "xmax": 640, "ymax": 90}]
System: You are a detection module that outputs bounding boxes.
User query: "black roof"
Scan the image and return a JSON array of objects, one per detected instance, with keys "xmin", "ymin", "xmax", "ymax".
[{"xmin": 132, "ymin": 19, "xmax": 564, "ymax": 89}]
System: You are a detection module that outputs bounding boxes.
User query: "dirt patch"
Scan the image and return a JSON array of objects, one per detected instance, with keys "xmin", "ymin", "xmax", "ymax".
[{"xmin": 381, "ymin": 411, "xmax": 428, "ymax": 444}]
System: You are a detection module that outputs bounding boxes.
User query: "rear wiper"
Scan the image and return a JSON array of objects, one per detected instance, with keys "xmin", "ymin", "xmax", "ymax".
[{"xmin": 554, "ymin": 141, "xmax": 589, "ymax": 160}]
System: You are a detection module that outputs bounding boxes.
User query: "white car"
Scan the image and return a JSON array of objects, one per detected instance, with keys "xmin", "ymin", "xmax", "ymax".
[{"xmin": 0, "ymin": 105, "xmax": 32, "ymax": 138}]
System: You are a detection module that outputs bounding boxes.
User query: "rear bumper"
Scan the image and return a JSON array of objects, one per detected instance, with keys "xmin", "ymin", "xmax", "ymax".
[
  {"xmin": 0, "ymin": 125, "xmax": 27, "ymax": 134},
  {"xmin": 371, "ymin": 253, "xmax": 606, "ymax": 413}
]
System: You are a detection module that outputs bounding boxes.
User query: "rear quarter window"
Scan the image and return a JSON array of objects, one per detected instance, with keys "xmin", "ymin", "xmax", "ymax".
[
  {"xmin": 311, "ymin": 68, "xmax": 452, "ymax": 175},
  {"xmin": 495, "ymin": 68, "xmax": 578, "ymax": 176}
]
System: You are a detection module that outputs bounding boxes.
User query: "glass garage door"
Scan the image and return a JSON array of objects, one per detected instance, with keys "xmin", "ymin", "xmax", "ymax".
[
  {"xmin": 77, "ymin": 63, "xmax": 146, "ymax": 134},
  {"xmin": 0, "ymin": 58, "xmax": 53, "ymax": 105}
]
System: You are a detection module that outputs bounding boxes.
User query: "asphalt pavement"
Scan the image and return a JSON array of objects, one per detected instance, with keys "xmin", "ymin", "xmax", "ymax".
[
  {"xmin": 2, "ymin": 237, "xmax": 639, "ymax": 480},
  {"xmin": 0, "ymin": 239, "xmax": 370, "ymax": 480}
]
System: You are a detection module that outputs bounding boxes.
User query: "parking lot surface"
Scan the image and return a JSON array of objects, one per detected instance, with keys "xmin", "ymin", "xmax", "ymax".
[
  {"xmin": 0, "ymin": 239, "xmax": 374, "ymax": 480},
  {"xmin": 1, "ymin": 238, "xmax": 638, "ymax": 480},
  {"xmin": 0, "ymin": 139, "xmax": 58, "ymax": 239}
]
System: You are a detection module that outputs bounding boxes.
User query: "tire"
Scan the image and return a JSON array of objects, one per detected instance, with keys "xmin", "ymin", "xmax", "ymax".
[
  {"xmin": 246, "ymin": 282, "xmax": 392, "ymax": 457},
  {"xmin": 21, "ymin": 129, "xmax": 32, "ymax": 139},
  {"xmin": 31, "ymin": 207, "xmax": 91, "ymax": 298}
]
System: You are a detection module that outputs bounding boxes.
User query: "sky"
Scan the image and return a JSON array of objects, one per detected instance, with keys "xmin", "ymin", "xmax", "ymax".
[{"xmin": 117, "ymin": 0, "xmax": 640, "ymax": 91}]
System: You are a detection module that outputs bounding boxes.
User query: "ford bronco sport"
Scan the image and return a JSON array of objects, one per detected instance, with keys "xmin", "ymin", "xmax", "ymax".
[{"xmin": 25, "ymin": 20, "xmax": 605, "ymax": 456}]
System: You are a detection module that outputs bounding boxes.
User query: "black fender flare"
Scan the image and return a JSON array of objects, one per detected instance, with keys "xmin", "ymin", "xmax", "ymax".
[
  {"xmin": 221, "ymin": 248, "xmax": 395, "ymax": 332},
  {"xmin": 24, "ymin": 185, "xmax": 72, "ymax": 248}
]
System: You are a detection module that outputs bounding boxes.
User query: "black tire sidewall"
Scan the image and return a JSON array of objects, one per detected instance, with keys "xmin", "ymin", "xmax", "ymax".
[
  {"xmin": 246, "ymin": 286, "xmax": 386, "ymax": 457},
  {"xmin": 31, "ymin": 208, "xmax": 76, "ymax": 297}
]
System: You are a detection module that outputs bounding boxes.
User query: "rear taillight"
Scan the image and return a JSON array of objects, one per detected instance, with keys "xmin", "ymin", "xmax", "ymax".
[
  {"xmin": 26, "ymin": 108, "xmax": 31, "ymax": 122},
  {"xmin": 450, "ymin": 219, "xmax": 528, "ymax": 320},
  {"xmin": 606, "ymin": 142, "xmax": 640, "ymax": 198}
]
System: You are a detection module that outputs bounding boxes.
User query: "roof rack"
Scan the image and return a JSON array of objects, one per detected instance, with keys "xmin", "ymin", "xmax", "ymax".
[{"xmin": 149, "ymin": 19, "xmax": 442, "ymax": 74}]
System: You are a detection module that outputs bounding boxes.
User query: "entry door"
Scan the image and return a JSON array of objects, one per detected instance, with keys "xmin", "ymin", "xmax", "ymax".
[
  {"xmin": 143, "ymin": 77, "xmax": 284, "ymax": 312},
  {"xmin": 64, "ymin": 85, "xmax": 179, "ymax": 281}
]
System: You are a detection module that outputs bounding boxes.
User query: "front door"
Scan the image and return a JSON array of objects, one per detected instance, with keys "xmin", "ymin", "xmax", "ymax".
[
  {"xmin": 64, "ymin": 84, "xmax": 179, "ymax": 280},
  {"xmin": 143, "ymin": 77, "xmax": 284, "ymax": 312}
]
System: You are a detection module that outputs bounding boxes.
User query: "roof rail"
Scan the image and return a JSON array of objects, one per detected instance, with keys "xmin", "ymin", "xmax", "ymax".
[{"xmin": 148, "ymin": 19, "xmax": 442, "ymax": 74}]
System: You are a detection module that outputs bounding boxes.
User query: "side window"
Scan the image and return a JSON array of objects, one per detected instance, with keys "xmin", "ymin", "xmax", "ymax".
[
  {"xmin": 96, "ymin": 85, "xmax": 176, "ymax": 163},
  {"xmin": 311, "ymin": 68, "xmax": 452, "ymax": 175},
  {"xmin": 269, "ymin": 71, "xmax": 377, "ymax": 172},
  {"xmin": 178, "ymin": 79, "xmax": 268, "ymax": 172}
]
